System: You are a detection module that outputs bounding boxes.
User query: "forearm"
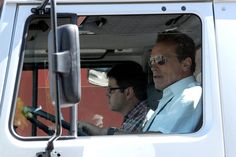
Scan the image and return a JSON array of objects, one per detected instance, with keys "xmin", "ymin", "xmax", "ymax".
[{"xmin": 78, "ymin": 121, "xmax": 107, "ymax": 135}]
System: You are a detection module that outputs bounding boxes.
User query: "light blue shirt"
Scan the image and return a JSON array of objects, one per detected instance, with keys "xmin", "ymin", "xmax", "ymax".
[{"xmin": 143, "ymin": 76, "xmax": 202, "ymax": 133}]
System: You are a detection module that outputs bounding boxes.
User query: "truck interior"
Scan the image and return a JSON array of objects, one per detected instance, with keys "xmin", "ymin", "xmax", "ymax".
[{"xmin": 11, "ymin": 13, "xmax": 202, "ymax": 138}]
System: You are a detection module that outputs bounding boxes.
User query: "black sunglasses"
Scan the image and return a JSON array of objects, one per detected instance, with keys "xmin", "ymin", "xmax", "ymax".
[
  {"xmin": 107, "ymin": 87, "xmax": 127, "ymax": 95},
  {"xmin": 149, "ymin": 55, "xmax": 168, "ymax": 66}
]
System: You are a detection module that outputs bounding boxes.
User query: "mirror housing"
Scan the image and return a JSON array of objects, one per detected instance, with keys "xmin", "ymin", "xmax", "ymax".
[{"xmin": 48, "ymin": 24, "xmax": 81, "ymax": 107}]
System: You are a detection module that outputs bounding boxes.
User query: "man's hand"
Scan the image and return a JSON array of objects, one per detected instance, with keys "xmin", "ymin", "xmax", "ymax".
[{"xmin": 77, "ymin": 121, "xmax": 108, "ymax": 135}]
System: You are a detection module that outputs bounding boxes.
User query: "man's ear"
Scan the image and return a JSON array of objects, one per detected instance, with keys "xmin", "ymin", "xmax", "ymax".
[
  {"xmin": 125, "ymin": 87, "xmax": 135, "ymax": 100},
  {"xmin": 181, "ymin": 57, "xmax": 192, "ymax": 72}
]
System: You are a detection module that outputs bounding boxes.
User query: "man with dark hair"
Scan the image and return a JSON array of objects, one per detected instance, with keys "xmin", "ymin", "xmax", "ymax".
[
  {"xmin": 107, "ymin": 62, "xmax": 147, "ymax": 102},
  {"xmin": 143, "ymin": 30, "xmax": 202, "ymax": 133},
  {"xmin": 78, "ymin": 61, "xmax": 149, "ymax": 135}
]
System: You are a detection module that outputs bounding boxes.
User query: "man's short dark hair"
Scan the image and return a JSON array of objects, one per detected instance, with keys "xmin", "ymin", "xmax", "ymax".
[
  {"xmin": 156, "ymin": 30, "xmax": 196, "ymax": 73},
  {"xmin": 107, "ymin": 61, "xmax": 147, "ymax": 101}
]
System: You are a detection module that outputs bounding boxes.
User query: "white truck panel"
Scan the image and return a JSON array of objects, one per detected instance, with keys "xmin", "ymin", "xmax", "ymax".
[
  {"xmin": 0, "ymin": 4, "xmax": 16, "ymax": 111},
  {"xmin": 214, "ymin": 2, "xmax": 236, "ymax": 157},
  {"xmin": 1, "ymin": 0, "xmax": 236, "ymax": 156}
]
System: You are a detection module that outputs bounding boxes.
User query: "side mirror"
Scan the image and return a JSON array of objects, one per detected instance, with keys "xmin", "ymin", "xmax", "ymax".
[{"xmin": 48, "ymin": 24, "xmax": 80, "ymax": 107}]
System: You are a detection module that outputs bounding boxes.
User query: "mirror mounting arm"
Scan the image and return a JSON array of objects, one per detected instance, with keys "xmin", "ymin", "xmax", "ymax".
[
  {"xmin": 31, "ymin": 0, "xmax": 50, "ymax": 15},
  {"xmin": 46, "ymin": 0, "xmax": 62, "ymax": 156},
  {"xmin": 35, "ymin": 0, "xmax": 63, "ymax": 157}
]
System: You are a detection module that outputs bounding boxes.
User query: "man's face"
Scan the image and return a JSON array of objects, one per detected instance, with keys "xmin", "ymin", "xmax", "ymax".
[
  {"xmin": 150, "ymin": 42, "xmax": 185, "ymax": 90},
  {"xmin": 106, "ymin": 78, "xmax": 126, "ymax": 112}
]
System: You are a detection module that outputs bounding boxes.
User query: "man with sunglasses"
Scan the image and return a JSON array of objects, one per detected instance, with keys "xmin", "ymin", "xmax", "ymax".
[
  {"xmin": 142, "ymin": 30, "xmax": 202, "ymax": 133},
  {"xmin": 78, "ymin": 61, "xmax": 149, "ymax": 135}
]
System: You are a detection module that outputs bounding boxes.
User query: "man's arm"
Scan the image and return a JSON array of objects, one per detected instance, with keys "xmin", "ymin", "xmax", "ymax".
[
  {"xmin": 78, "ymin": 121, "xmax": 108, "ymax": 135},
  {"xmin": 78, "ymin": 121, "xmax": 162, "ymax": 135},
  {"xmin": 77, "ymin": 121, "xmax": 137, "ymax": 135}
]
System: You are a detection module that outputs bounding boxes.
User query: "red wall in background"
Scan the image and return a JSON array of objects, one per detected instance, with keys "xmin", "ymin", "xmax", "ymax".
[{"xmin": 15, "ymin": 68, "xmax": 122, "ymax": 136}]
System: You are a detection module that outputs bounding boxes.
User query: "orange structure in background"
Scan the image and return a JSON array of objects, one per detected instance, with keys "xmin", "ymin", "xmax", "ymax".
[{"xmin": 15, "ymin": 68, "xmax": 122, "ymax": 136}]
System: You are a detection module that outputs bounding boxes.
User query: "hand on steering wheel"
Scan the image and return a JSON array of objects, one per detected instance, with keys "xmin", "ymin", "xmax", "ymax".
[{"xmin": 21, "ymin": 106, "xmax": 88, "ymax": 136}]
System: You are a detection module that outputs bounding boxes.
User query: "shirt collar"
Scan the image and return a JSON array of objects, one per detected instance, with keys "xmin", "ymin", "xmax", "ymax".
[
  {"xmin": 123, "ymin": 100, "xmax": 147, "ymax": 121},
  {"xmin": 163, "ymin": 76, "xmax": 196, "ymax": 96}
]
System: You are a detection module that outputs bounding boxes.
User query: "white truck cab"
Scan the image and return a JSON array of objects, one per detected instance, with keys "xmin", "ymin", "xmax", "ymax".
[{"xmin": 0, "ymin": 0, "xmax": 236, "ymax": 156}]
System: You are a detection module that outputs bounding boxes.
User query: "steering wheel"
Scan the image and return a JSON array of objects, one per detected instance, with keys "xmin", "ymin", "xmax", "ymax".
[{"xmin": 21, "ymin": 106, "xmax": 88, "ymax": 136}]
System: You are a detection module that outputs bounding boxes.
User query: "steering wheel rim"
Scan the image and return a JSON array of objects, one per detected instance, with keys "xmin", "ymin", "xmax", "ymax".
[{"xmin": 21, "ymin": 106, "xmax": 88, "ymax": 136}]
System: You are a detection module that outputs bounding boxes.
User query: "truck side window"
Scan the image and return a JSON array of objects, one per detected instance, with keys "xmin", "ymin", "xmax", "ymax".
[{"xmin": 12, "ymin": 14, "xmax": 202, "ymax": 138}]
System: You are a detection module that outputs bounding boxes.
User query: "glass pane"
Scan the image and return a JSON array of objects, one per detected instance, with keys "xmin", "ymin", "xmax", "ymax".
[{"xmin": 13, "ymin": 13, "xmax": 202, "ymax": 137}]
